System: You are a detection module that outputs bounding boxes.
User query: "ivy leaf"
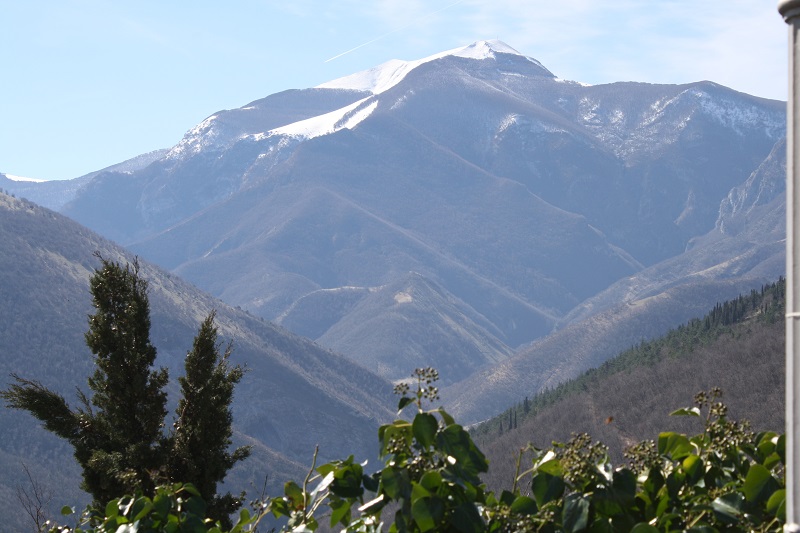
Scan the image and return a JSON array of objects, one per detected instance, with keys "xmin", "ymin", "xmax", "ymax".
[
  {"xmin": 381, "ymin": 466, "xmax": 408, "ymax": 500},
  {"xmin": 397, "ymin": 397, "xmax": 414, "ymax": 413},
  {"xmin": 669, "ymin": 407, "xmax": 701, "ymax": 417},
  {"xmin": 743, "ymin": 464, "xmax": 779, "ymax": 504},
  {"xmin": 681, "ymin": 454, "xmax": 704, "ymax": 484},
  {"xmin": 767, "ymin": 489, "xmax": 786, "ymax": 521},
  {"xmin": 285, "ymin": 480, "xmax": 305, "ymax": 508},
  {"xmin": 329, "ymin": 498, "xmax": 352, "ymax": 526},
  {"xmin": 106, "ymin": 499, "xmax": 120, "ymax": 518},
  {"xmin": 413, "ymin": 412, "xmax": 438, "ymax": 449},
  {"xmin": 411, "ymin": 496, "xmax": 444, "ymax": 532},
  {"xmin": 450, "ymin": 502, "xmax": 484, "ymax": 533},
  {"xmin": 658, "ymin": 432, "xmax": 693, "ymax": 460},
  {"xmin": 531, "ymin": 471, "xmax": 564, "ymax": 507},
  {"xmin": 437, "ymin": 408, "xmax": 456, "ymax": 427},
  {"xmin": 510, "ymin": 496, "xmax": 538, "ymax": 515},
  {"xmin": 711, "ymin": 493, "xmax": 744, "ymax": 524},
  {"xmin": 562, "ymin": 493, "xmax": 590, "ymax": 533}
]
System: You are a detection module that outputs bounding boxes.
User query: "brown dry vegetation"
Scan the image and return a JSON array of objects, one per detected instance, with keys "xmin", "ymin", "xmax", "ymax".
[{"xmin": 474, "ymin": 301, "xmax": 784, "ymax": 494}]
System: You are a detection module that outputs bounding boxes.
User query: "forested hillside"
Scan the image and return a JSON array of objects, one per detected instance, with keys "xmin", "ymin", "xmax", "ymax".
[{"xmin": 471, "ymin": 279, "xmax": 785, "ymax": 492}]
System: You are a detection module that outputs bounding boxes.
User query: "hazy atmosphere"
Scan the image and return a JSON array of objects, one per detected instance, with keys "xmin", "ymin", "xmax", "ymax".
[
  {"xmin": 1, "ymin": 0, "xmax": 787, "ymax": 181},
  {"xmin": 0, "ymin": 2, "xmax": 791, "ymax": 530}
]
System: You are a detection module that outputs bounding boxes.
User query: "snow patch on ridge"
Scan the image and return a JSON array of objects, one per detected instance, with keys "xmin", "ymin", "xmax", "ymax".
[
  {"xmin": 3, "ymin": 174, "xmax": 45, "ymax": 183},
  {"xmin": 317, "ymin": 39, "xmax": 543, "ymax": 95},
  {"xmin": 166, "ymin": 115, "xmax": 221, "ymax": 159},
  {"xmin": 264, "ymin": 97, "xmax": 378, "ymax": 140}
]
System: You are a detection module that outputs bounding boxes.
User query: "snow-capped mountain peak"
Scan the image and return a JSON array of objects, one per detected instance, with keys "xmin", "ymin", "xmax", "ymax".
[{"xmin": 317, "ymin": 39, "xmax": 543, "ymax": 95}]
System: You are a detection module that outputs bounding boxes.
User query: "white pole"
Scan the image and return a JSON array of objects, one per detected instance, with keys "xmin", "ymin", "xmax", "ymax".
[{"xmin": 780, "ymin": 1, "xmax": 800, "ymax": 531}]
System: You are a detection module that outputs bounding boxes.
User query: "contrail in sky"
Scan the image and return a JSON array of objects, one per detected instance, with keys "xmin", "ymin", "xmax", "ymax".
[{"xmin": 324, "ymin": 0, "xmax": 467, "ymax": 63}]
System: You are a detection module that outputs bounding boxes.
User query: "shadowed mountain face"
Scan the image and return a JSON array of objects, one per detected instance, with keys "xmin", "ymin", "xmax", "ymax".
[
  {"xmin": 443, "ymin": 138, "xmax": 786, "ymax": 422},
  {"xmin": 54, "ymin": 40, "xmax": 784, "ymax": 383},
  {"xmin": 0, "ymin": 192, "xmax": 393, "ymax": 530}
]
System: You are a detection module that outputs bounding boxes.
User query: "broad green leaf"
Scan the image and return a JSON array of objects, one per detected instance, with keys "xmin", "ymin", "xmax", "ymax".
[
  {"xmin": 450, "ymin": 502, "xmax": 484, "ymax": 533},
  {"xmin": 658, "ymin": 432, "xmax": 693, "ymax": 459},
  {"xmin": 562, "ymin": 493, "xmax": 590, "ymax": 533},
  {"xmin": 510, "ymin": 495, "xmax": 537, "ymax": 515},
  {"xmin": 767, "ymin": 489, "xmax": 786, "ymax": 521},
  {"xmin": 397, "ymin": 396, "xmax": 413, "ymax": 413},
  {"xmin": 682, "ymin": 454, "xmax": 704, "ymax": 484},
  {"xmin": 153, "ymin": 492, "xmax": 171, "ymax": 519},
  {"xmin": 411, "ymin": 496, "xmax": 444, "ymax": 532},
  {"xmin": 536, "ymin": 457, "xmax": 563, "ymax": 477},
  {"xmin": 436, "ymin": 424, "xmax": 489, "ymax": 480},
  {"xmin": 711, "ymin": 493, "xmax": 743, "ymax": 524},
  {"xmin": 419, "ymin": 470, "xmax": 443, "ymax": 492},
  {"xmin": 670, "ymin": 407, "xmax": 701, "ymax": 417},
  {"xmin": 413, "ymin": 412, "xmax": 438, "ymax": 448},
  {"xmin": 437, "ymin": 408, "xmax": 456, "ymax": 427},
  {"xmin": 531, "ymin": 471, "xmax": 564, "ymax": 507},
  {"xmin": 332, "ymin": 464, "xmax": 364, "ymax": 499},
  {"xmin": 744, "ymin": 464, "xmax": 779, "ymax": 504},
  {"xmin": 182, "ymin": 483, "xmax": 201, "ymax": 497},
  {"xmin": 412, "ymin": 481, "xmax": 432, "ymax": 501},
  {"xmin": 285, "ymin": 480, "xmax": 305, "ymax": 507},
  {"xmin": 182, "ymin": 495, "xmax": 206, "ymax": 518},
  {"xmin": 756, "ymin": 432, "xmax": 778, "ymax": 460},
  {"xmin": 363, "ymin": 472, "xmax": 380, "ymax": 493},
  {"xmin": 132, "ymin": 498, "xmax": 154, "ymax": 521},
  {"xmin": 329, "ymin": 498, "xmax": 352, "ymax": 526},
  {"xmin": 382, "ymin": 466, "xmax": 407, "ymax": 500},
  {"xmin": 269, "ymin": 497, "xmax": 290, "ymax": 518},
  {"xmin": 106, "ymin": 499, "xmax": 120, "ymax": 518},
  {"xmin": 612, "ymin": 468, "xmax": 637, "ymax": 501},
  {"xmin": 60, "ymin": 506, "xmax": 74, "ymax": 516}
]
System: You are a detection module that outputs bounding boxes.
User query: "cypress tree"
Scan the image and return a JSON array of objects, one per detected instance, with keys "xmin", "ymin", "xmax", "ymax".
[
  {"xmin": 2, "ymin": 258, "xmax": 168, "ymax": 504},
  {"xmin": 2, "ymin": 257, "xmax": 249, "ymax": 516},
  {"xmin": 169, "ymin": 311, "xmax": 250, "ymax": 526},
  {"xmin": 82, "ymin": 257, "xmax": 169, "ymax": 501}
]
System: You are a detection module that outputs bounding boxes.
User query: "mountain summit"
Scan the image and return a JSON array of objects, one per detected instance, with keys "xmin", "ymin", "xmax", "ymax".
[
  {"xmin": 317, "ymin": 39, "xmax": 553, "ymax": 94},
  {"xmin": 54, "ymin": 41, "xmax": 784, "ymax": 384}
]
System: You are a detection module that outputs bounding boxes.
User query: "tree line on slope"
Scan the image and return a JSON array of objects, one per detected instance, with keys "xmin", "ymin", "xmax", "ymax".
[{"xmin": 471, "ymin": 278, "xmax": 785, "ymax": 445}]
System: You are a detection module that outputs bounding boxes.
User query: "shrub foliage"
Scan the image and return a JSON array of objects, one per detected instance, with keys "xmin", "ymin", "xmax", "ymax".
[{"xmin": 46, "ymin": 369, "xmax": 785, "ymax": 532}]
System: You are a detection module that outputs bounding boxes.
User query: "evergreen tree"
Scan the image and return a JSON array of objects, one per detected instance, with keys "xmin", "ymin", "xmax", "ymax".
[
  {"xmin": 169, "ymin": 311, "xmax": 250, "ymax": 526},
  {"xmin": 1, "ymin": 258, "xmax": 167, "ymax": 504},
  {"xmin": 82, "ymin": 257, "xmax": 169, "ymax": 501},
  {"xmin": 2, "ymin": 257, "xmax": 249, "ymax": 516}
]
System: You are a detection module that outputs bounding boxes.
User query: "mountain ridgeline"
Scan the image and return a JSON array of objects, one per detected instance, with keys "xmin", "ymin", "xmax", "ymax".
[{"xmin": 5, "ymin": 39, "xmax": 777, "ymax": 385}]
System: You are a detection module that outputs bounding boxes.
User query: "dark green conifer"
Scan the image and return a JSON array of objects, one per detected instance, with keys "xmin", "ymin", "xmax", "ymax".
[
  {"xmin": 169, "ymin": 311, "xmax": 250, "ymax": 526},
  {"xmin": 1, "ymin": 257, "xmax": 169, "ymax": 504},
  {"xmin": 3, "ymin": 257, "xmax": 251, "ymax": 521},
  {"xmin": 83, "ymin": 257, "xmax": 169, "ymax": 501}
]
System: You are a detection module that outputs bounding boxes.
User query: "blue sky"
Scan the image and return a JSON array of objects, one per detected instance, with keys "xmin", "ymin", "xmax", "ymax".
[{"xmin": 1, "ymin": 0, "xmax": 788, "ymax": 181}]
